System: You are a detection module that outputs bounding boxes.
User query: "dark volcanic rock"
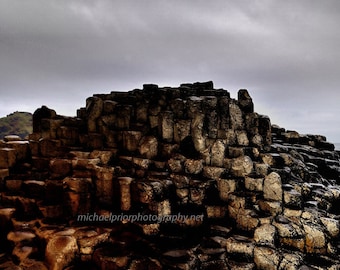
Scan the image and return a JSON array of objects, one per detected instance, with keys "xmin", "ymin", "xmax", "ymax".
[{"xmin": 1, "ymin": 81, "xmax": 340, "ymax": 268}]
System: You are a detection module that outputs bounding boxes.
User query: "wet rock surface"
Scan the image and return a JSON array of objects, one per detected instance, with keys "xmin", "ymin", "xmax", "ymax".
[{"xmin": 1, "ymin": 81, "xmax": 340, "ymax": 269}]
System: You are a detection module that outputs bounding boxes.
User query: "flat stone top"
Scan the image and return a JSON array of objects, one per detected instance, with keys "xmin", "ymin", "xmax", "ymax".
[{"xmin": 4, "ymin": 135, "xmax": 22, "ymax": 142}]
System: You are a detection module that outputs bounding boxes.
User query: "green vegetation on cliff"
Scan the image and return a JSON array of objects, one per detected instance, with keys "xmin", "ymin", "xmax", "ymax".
[{"xmin": 0, "ymin": 111, "xmax": 32, "ymax": 139}]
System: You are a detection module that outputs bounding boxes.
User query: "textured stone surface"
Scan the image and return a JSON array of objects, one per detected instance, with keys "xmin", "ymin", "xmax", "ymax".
[
  {"xmin": 263, "ymin": 172, "xmax": 283, "ymax": 201},
  {"xmin": 45, "ymin": 235, "xmax": 78, "ymax": 270},
  {"xmin": 1, "ymin": 82, "xmax": 340, "ymax": 268}
]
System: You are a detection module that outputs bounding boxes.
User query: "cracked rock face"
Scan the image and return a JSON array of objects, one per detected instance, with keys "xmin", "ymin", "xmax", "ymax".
[{"xmin": 1, "ymin": 81, "xmax": 340, "ymax": 269}]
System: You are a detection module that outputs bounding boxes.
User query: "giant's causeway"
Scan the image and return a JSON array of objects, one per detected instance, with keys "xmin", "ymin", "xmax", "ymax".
[{"xmin": 1, "ymin": 81, "xmax": 340, "ymax": 269}]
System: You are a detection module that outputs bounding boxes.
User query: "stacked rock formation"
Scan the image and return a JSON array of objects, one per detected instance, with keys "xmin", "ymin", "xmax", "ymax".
[{"xmin": 0, "ymin": 81, "xmax": 340, "ymax": 269}]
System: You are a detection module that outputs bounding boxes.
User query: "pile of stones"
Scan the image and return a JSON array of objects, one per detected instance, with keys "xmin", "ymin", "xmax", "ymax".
[{"xmin": 0, "ymin": 81, "xmax": 340, "ymax": 269}]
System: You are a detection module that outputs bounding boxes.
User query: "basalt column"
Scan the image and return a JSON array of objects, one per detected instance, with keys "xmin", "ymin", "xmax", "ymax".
[{"xmin": 1, "ymin": 81, "xmax": 340, "ymax": 269}]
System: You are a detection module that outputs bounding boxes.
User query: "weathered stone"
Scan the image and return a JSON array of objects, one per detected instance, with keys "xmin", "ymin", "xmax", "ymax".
[
  {"xmin": 238, "ymin": 89, "xmax": 254, "ymax": 113},
  {"xmin": 57, "ymin": 126, "xmax": 79, "ymax": 145},
  {"xmin": 273, "ymin": 219, "xmax": 305, "ymax": 251},
  {"xmin": 99, "ymin": 114, "xmax": 117, "ymax": 130},
  {"xmin": 33, "ymin": 105, "xmax": 56, "ymax": 133},
  {"xmin": 210, "ymin": 140, "xmax": 225, "ymax": 167},
  {"xmin": 203, "ymin": 96, "xmax": 218, "ymax": 137},
  {"xmin": 226, "ymin": 235, "xmax": 254, "ymax": 261},
  {"xmin": 191, "ymin": 112, "xmax": 206, "ymax": 152},
  {"xmin": 258, "ymin": 200, "xmax": 282, "ymax": 216},
  {"xmin": 176, "ymin": 188, "xmax": 189, "ymax": 203},
  {"xmin": 45, "ymin": 235, "xmax": 78, "ymax": 270},
  {"xmin": 263, "ymin": 172, "xmax": 282, "ymax": 201},
  {"xmin": 168, "ymin": 155, "xmax": 185, "ymax": 173},
  {"xmin": 184, "ymin": 159, "xmax": 203, "ymax": 174},
  {"xmin": 279, "ymin": 252, "xmax": 304, "ymax": 270},
  {"xmin": 86, "ymin": 96, "xmax": 103, "ymax": 132},
  {"xmin": 261, "ymin": 153, "xmax": 275, "ymax": 166},
  {"xmin": 148, "ymin": 199, "xmax": 171, "ymax": 216},
  {"xmin": 7, "ymin": 231, "xmax": 36, "ymax": 252},
  {"xmin": 76, "ymin": 228, "xmax": 110, "ymax": 255},
  {"xmin": 283, "ymin": 188, "xmax": 302, "ymax": 208},
  {"xmin": 236, "ymin": 130, "xmax": 249, "ymax": 146},
  {"xmin": 254, "ymin": 224, "xmax": 276, "ymax": 247},
  {"xmin": 254, "ymin": 247, "xmax": 280, "ymax": 270},
  {"xmin": 39, "ymin": 139, "xmax": 63, "ymax": 157},
  {"xmin": 123, "ymin": 131, "xmax": 142, "ymax": 152},
  {"xmin": 187, "ymin": 96, "xmax": 203, "ymax": 118},
  {"xmin": 95, "ymin": 166, "xmax": 114, "ymax": 206},
  {"xmin": 87, "ymin": 133, "xmax": 104, "ymax": 149},
  {"xmin": 65, "ymin": 191, "xmax": 91, "ymax": 216},
  {"xmin": 222, "ymin": 129, "xmax": 236, "ymax": 145},
  {"xmin": 63, "ymin": 177, "xmax": 91, "ymax": 193},
  {"xmin": 203, "ymin": 166, "xmax": 225, "ymax": 180},
  {"xmin": 171, "ymin": 174, "xmax": 190, "ymax": 189},
  {"xmin": 258, "ymin": 115, "xmax": 272, "ymax": 147},
  {"xmin": 5, "ymin": 179, "xmax": 22, "ymax": 192},
  {"xmin": 245, "ymin": 113, "xmax": 259, "ymax": 136},
  {"xmin": 251, "ymin": 134, "xmax": 263, "ymax": 148},
  {"xmin": 244, "ymin": 176, "xmax": 263, "ymax": 192},
  {"xmin": 170, "ymin": 97, "xmax": 185, "ymax": 119},
  {"xmin": 216, "ymin": 178, "xmax": 236, "ymax": 201},
  {"xmin": 303, "ymin": 222, "xmax": 326, "ymax": 254},
  {"xmin": 138, "ymin": 136, "xmax": 158, "ymax": 159},
  {"xmin": 320, "ymin": 217, "xmax": 339, "ymax": 238},
  {"xmin": 49, "ymin": 158, "xmax": 72, "ymax": 178},
  {"xmin": 116, "ymin": 104, "xmax": 132, "ymax": 129},
  {"xmin": 7, "ymin": 141, "xmax": 30, "ymax": 161},
  {"xmin": 283, "ymin": 208, "xmax": 302, "ymax": 218},
  {"xmin": 160, "ymin": 143, "xmax": 179, "ymax": 158},
  {"xmin": 235, "ymin": 208, "xmax": 260, "ymax": 231},
  {"xmin": 131, "ymin": 157, "xmax": 150, "ymax": 171},
  {"xmin": 12, "ymin": 245, "xmax": 37, "ymax": 263},
  {"xmin": 254, "ymin": 162, "xmax": 270, "ymax": 177},
  {"xmin": 229, "ymin": 102, "xmax": 244, "ymax": 130},
  {"xmin": 218, "ymin": 96, "xmax": 230, "ymax": 130},
  {"xmin": 205, "ymin": 205, "xmax": 227, "ymax": 219},
  {"xmin": 228, "ymin": 193, "xmax": 246, "ymax": 214},
  {"xmin": 0, "ymin": 148, "xmax": 16, "ymax": 168},
  {"xmin": 189, "ymin": 180, "xmax": 207, "ymax": 205},
  {"xmin": 158, "ymin": 111, "xmax": 174, "ymax": 142},
  {"xmin": 103, "ymin": 100, "xmax": 118, "ymax": 114},
  {"xmin": 136, "ymin": 180, "xmax": 164, "ymax": 204},
  {"xmin": 89, "ymin": 150, "xmax": 115, "ymax": 165},
  {"xmin": 119, "ymin": 177, "xmax": 133, "ymax": 211},
  {"xmin": 174, "ymin": 120, "xmax": 191, "ymax": 143},
  {"xmin": 231, "ymin": 155, "xmax": 253, "ymax": 177},
  {"xmin": 148, "ymin": 115, "xmax": 158, "ymax": 129},
  {"xmin": 227, "ymin": 146, "xmax": 244, "ymax": 158}
]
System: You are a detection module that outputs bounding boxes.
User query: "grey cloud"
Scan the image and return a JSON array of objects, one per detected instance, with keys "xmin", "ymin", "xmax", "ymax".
[{"xmin": 0, "ymin": 0, "xmax": 339, "ymax": 141}]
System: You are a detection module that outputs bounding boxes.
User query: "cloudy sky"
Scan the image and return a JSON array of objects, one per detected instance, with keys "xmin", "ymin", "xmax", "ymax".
[{"xmin": 1, "ymin": 0, "xmax": 340, "ymax": 142}]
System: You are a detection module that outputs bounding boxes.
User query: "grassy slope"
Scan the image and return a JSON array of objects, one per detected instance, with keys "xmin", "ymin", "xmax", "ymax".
[{"xmin": 0, "ymin": 111, "xmax": 33, "ymax": 139}]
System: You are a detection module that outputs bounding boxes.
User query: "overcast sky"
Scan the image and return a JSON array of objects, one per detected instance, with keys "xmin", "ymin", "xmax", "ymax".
[{"xmin": 1, "ymin": 0, "xmax": 340, "ymax": 142}]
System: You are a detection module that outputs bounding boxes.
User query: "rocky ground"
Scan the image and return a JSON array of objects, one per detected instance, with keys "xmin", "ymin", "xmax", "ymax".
[{"xmin": 0, "ymin": 82, "xmax": 340, "ymax": 269}]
